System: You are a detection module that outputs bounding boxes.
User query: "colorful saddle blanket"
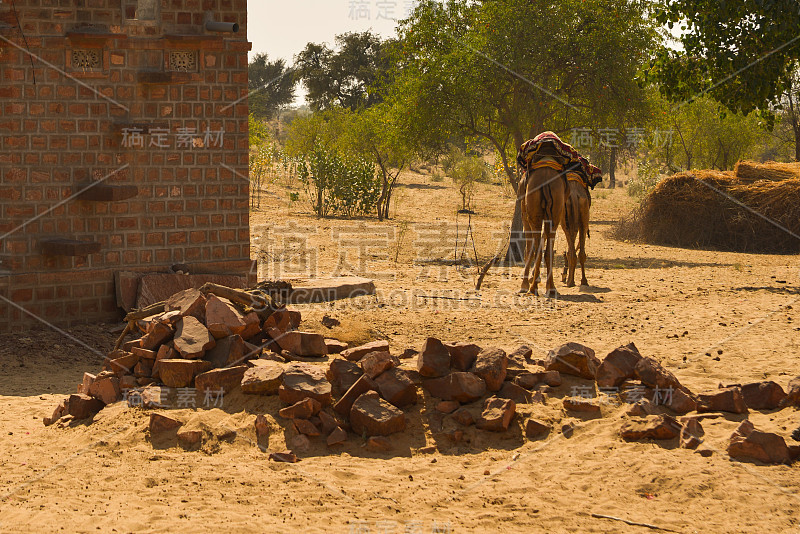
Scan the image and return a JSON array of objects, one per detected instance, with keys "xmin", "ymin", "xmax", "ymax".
[{"xmin": 517, "ymin": 131, "xmax": 603, "ymax": 189}]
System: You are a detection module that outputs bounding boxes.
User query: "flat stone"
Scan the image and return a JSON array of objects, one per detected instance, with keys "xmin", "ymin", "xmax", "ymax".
[
  {"xmin": 620, "ymin": 415, "xmax": 681, "ymax": 441},
  {"xmin": 509, "ymin": 345, "xmax": 533, "ymax": 361},
  {"xmin": 274, "ymin": 331, "xmax": 328, "ymax": 357},
  {"xmin": 350, "ymin": 391, "xmax": 406, "ymax": 436},
  {"xmin": 680, "ymin": 418, "xmax": 703, "ymax": 449},
  {"xmin": 262, "ymin": 309, "xmax": 302, "ymax": 336},
  {"xmin": 136, "ymin": 274, "xmax": 246, "ymax": 309},
  {"xmin": 445, "ymin": 342, "xmax": 481, "ymax": 371},
  {"xmin": 476, "ymin": 396, "xmax": 516, "ymax": 432},
  {"xmin": 269, "ymin": 451, "xmax": 299, "ymax": 463},
  {"xmin": 104, "ymin": 352, "xmax": 139, "ymax": 377},
  {"xmin": 525, "ymin": 418, "xmax": 551, "ymax": 438},
  {"xmin": 195, "ymin": 366, "xmax": 247, "ymax": 393},
  {"xmin": 173, "ymin": 316, "xmax": 215, "ymax": 359},
  {"xmin": 241, "ymin": 361, "xmax": 284, "ymax": 395},
  {"xmin": 177, "ymin": 429, "xmax": 203, "ymax": 450},
  {"xmin": 341, "ymin": 340, "xmax": 390, "ymax": 362},
  {"xmin": 132, "ymin": 346, "xmax": 157, "ymax": 360},
  {"xmin": 544, "ymin": 342, "xmax": 600, "ymax": 379},
  {"xmin": 452, "ymin": 407, "xmax": 474, "ymax": 426},
  {"xmin": 158, "ymin": 359, "xmax": 213, "ymax": 388},
  {"xmin": 374, "ymin": 367, "xmax": 417, "ymax": 407},
  {"xmin": 140, "ymin": 322, "xmax": 174, "ymax": 351},
  {"xmin": 514, "ymin": 370, "xmax": 561, "ymax": 389},
  {"xmin": 728, "ymin": 420, "xmax": 791, "ymax": 464},
  {"xmin": 67, "ymin": 394, "xmax": 104, "ymax": 420},
  {"xmin": 423, "ymin": 372, "xmax": 486, "ymax": 403},
  {"xmin": 44, "ymin": 398, "xmax": 69, "ymax": 426},
  {"xmin": 134, "ymin": 359, "xmax": 153, "ymax": 378},
  {"xmin": 88, "ymin": 375, "xmax": 121, "ymax": 405},
  {"xmin": 327, "ymin": 357, "xmax": 363, "ymax": 394},
  {"xmin": 279, "ymin": 397, "xmax": 322, "ymax": 419},
  {"xmin": 741, "ymin": 381, "xmax": 787, "ymax": 410},
  {"xmin": 417, "ymin": 337, "xmax": 451, "ymax": 377},
  {"xmin": 596, "ymin": 342, "xmax": 642, "ymax": 388},
  {"xmin": 255, "ymin": 414, "xmax": 270, "ymax": 443},
  {"xmin": 470, "ymin": 348, "xmax": 507, "ymax": 391},
  {"xmin": 359, "ymin": 351, "xmax": 396, "ymax": 379},
  {"xmin": 563, "ymin": 397, "xmax": 600, "ymax": 413},
  {"xmin": 279, "ymin": 362, "xmax": 332, "ymax": 406},
  {"xmin": 289, "ymin": 276, "xmax": 376, "ymax": 304},
  {"xmin": 327, "ymin": 426, "xmax": 347, "ymax": 446},
  {"xmin": 635, "ymin": 357, "xmax": 685, "ymax": 392},
  {"xmin": 785, "ymin": 376, "xmax": 800, "ymax": 406},
  {"xmin": 497, "ymin": 382, "xmax": 532, "ymax": 404},
  {"xmin": 366, "ymin": 436, "xmax": 393, "ymax": 451},
  {"xmin": 149, "ymin": 412, "xmax": 182, "ymax": 435},
  {"xmin": 333, "ymin": 374, "xmax": 376, "ymax": 416},
  {"xmin": 164, "ymin": 287, "xmax": 207, "ymax": 321},
  {"xmin": 204, "ymin": 334, "xmax": 247, "ymax": 368},
  {"xmin": 205, "ymin": 294, "xmax": 246, "ymax": 335},
  {"xmin": 697, "ymin": 386, "xmax": 748, "ymax": 414},
  {"xmin": 436, "ymin": 400, "xmax": 460, "ymax": 414},
  {"xmin": 115, "ymin": 271, "xmax": 140, "ymax": 312},
  {"xmin": 77, "ymin": 372, "xmax": 96, "ymax": 395},
  {"xmin": 325, "ymin": 339, "xmax": 348, "ymax": 354},
  {"xmin": 294, "ymin": 418, "xmax": 322, "ymax": 437}
]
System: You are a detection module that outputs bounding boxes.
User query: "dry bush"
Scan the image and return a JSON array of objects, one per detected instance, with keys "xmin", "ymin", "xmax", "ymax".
[{"xmin": 734, "ymin": 160, "xmax": 800, "ymax": 183}]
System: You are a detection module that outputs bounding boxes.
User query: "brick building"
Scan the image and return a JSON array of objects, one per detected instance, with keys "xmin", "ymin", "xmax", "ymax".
[{"xmin": 0, "ymin": 0, "xmax": 253, "ymax": 330}]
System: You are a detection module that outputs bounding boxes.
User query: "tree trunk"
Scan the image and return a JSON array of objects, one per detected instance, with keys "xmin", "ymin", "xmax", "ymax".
[
  {"xmin": 608, "ymin": 147, "xmax": 617, "ymax": 189},
  {"xmin": 504, "ymin": 196, "xmax": 525, "ymax": 264},
  {"xmin": 794, "ymin": 125, "xmax": 800, "ymax": 162}
]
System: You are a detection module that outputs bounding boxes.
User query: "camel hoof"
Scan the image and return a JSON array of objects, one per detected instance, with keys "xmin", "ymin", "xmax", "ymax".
[
  {"xmin": 581, "ymin": 279, "xmax": 589, "ymax": 286},
  {"xmin": 545, "ymin": 289, "xmax": 559, "ymax": 299},
  {"xmin": 566, "ymin": 281, "xmax": 576, "ymax": 288}
]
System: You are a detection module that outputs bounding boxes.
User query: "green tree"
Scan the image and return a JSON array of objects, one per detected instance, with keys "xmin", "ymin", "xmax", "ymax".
[
  {"xmin": 294, "ymin": 32, "xmax": 395, "ymax": 112},
  {"xmin": 248, "ymin": 53, "xmax": 296, "ymax": 119},
  {"xmin": 648, "ymin": 1, "xmax": 800, "ymax": 139},
  {"xmin": 392, "ymin": 0, "xmax": 659, "ymax": 260}
]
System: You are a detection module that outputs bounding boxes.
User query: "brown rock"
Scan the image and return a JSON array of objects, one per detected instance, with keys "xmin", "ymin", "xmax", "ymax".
[
  {"xmin": 515, "ymin": 370, "xmax": 561, "ymax": 389},
  {"xmin": 350, "ymin": 391, "xmax": 406, "ymax": 436},
  {"xmin": 279, "ymin": 362, "xmax": 333, "ymax": 406},
  {"xmin": 445, "ymin": 342, "xmax": 481, "ymax": 371},
  {"xmin": 341, "ymin": 340, "xmax": 390, "ymax": 362},
  {"xmin": 132, "ymin": 346, "xmax": 158, "ymax": 360},
  {"xmin": 274, "ymin": 331, "xmax": 328, "ymax": 357},
  {"xmin": 470, "ymin": 348, "xmax": 507, "ymax": 391},
  {"xmin": 509, "ymin": 345, "xmax": 534, "ymax": 361},
  {"xmin": 134, "ymin": 359, "xmax": 153, "ymax": 379},
  {"xmin": 279, "ymin": 397, "xmax": 323, "ymax": 419},
  {"xmin": 680, "ymin": 418, "xmax": 704, "ymax": 449},
  {"xmin": 195, "ymin": 365, "xmax": 247, "ymax": 393},
  {"xmin": 525, "ymin": 418, "xmax": 550, "ymax": 438},
  {"xmin": 177, "ymin": 429, "xmax": 203, "ymax": 450},
  {"xmin": 137, "ymin": 377, "xmax": 156, "ymax": 387},
  {"xmin": 416, "ymin": 337, "xmax": 451, "ymax": 378},
  {"xmin": 105, "ymin": 352, "xmax": 139, "ymax": 377},
  {"xmin": 140, "ymin": 322, "xmax": 174, "ymax": 350},
  {"xmin": 241, "ymin": 361, "xmax": 284, "ymax": 395},
  {"xmin": 327, "ymin": 358, "xmax": 363, "ymax": 394},
  {"xmin": 67, "ymin": 394, "xmax": 104, "ymax": 419},
  {"xmin": 476, "ymin": 396, "xmax": 516, "ymax": 432},
  {"xmin": 44, "ymin": 398, "xmax": 69, "ymax": 426},
  {"xmin": 728, "ymin": 420, "xmax": 791, "ymax": 464},
  {"xmin": 255, "ymin": 414, "xmax": 270, "ymax": 443},
  {"xmin": 269, "ymin": 451, "xmax": 298, "ymax": 463},
  {"xmin": 136, "ymin": 385, "xmax": 173, "ymax": 409},
  {"xmin": 374, "ymin": 367, "xmax": 418, "ymax": 408},
  {"xmin": 436, "ymin": 400, "xmax": 460, "ymax": 413},
  {"xmin": 334, "ymin": 374, "xmax": 377, "ymax": 416},
  {"xmin": 359, "ymin": 351, "xmax": 396, "ymax": 378},
  {"xmin": 596, "ymin": 342, "xmax": 642, "ymax": 388},
  {"xmin": 697, "ymin": 386, "xmax": 748, "ymax": 414},
  {"xmin": 77, "ymin": 372, "xmax": 96, "ymax": 395},
  {"xmin": 663, "ymin": 387, "xmax": 697, "ymax": 414},
  {"xmin": 423, "ymin": 372, "xmax": 486, "ymax": 403},
  {"xmin": 452, "ymin": 408, "xmax": 474, "ymax": 426},
  {"xmin": 152, "ymin": 345, "xmax": 178, "ymax": 378},
  {"xmin": 784, "ymin": 376, "xmax": 800, "ymax": 406},
  {"xmin": 544, "ymin": 342, "xmax": 600, "ymax": 379},
  {"xmin": 240, "ymin": 312, "xmax": 262, "ymax": 341},
  {"xmin": 366, "ymin": 436, "xmax": 393, "ymax": 451},
  {"xmin": 294, "ymin": 418, "xmax": 322, "ymax": 437},
  {"xmin": 399, "ymin": 348, "xmax": 418, "ymax": 359},
  {"xmin": 497, "ymin": 382, "xmax": 532, "ymax": 404},
  {"xmin": 165, "ymin": 287, "xmax": 206, "ymax": 320},
  {"xmin": 620, "ymin": 415, "xmax": 681, "ymax": 441},
  {"xmin": 327, "ymin": 426, "xmax": 347, "ymax": 446},
  {"xmin": 158, "ymin": 359, "xmax": 213, "ymax": 388},
  {"xmin": 626, "ymin": 398, "xmax": 657, "ymax": 417},
  {"xmin": 325, "ymin": 339, "xmax": 348, "ymax": 354},
  {"xmin": 88, "ymin": 375, "xmax": 121, "ymax": 405},
  {"xmin": 563, "ymin": 397, "xmax": 600, "ymax": 413},
  {"xmin": 204, "ymin": 334, "xmax": 247, "ymax": 368},
  {"xmin": 263, "ymin": 309, "xmax": 302, "ymax": 335},
  {"xmin": 149, "ymin": 412, "xmax": 182, "ymax": 435},
  {"xmin": 741, "ymin": 381, "xmax": 787, "ymax": 410},
  {"xmin": 318, "ymin": 411, "xmax": 339, "ymax": 435},
  {"xmin": 120, "ymin": 375, "xmax": 138, "ymax": 390},
  {"xmin": 635, "ymin": 357, "xmax": 685, "ymax": 392},
  {"xmin": 173, "ymin": 316, "xmax": 215, "ymax": 359},
  {"xmin": 203, "ymin": 295, "xmax": 245, "ymax": 334}
]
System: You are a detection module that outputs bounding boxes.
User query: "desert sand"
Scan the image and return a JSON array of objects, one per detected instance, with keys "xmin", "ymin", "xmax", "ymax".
[{"xmin": 1, "ymin": 171, "xmax": 798, "ymax": 533}]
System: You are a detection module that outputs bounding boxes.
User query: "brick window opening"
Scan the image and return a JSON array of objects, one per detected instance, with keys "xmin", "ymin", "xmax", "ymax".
[
  {"xmin": 72, "ymin": 49, "xmax": 102, "ymax": 70},
  {"xmin": 124, "ymin": 0, "xmax": 159, "ymax": 22},
  {"xmin": 169, "ymin": 51, "xmax": 197, "ymax": 72}
]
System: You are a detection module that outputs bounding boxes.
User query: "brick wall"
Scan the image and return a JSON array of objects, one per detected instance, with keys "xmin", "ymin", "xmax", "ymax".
[{"xmin": 0, "ymin": 0, "xmax": 253, "ymax": 331}]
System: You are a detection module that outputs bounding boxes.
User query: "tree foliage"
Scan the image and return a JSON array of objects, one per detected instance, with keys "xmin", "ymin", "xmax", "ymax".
[
  {"xmin": 248, "ymin": 53, "xmax": 296, "ymax": 119},
  {"xmin": 294, "ymin": 32, "xmax": 395, "ymax": 112},
  {"xmin": 648, "ymin": 0, "xmax": 800, "ymax": 123}
]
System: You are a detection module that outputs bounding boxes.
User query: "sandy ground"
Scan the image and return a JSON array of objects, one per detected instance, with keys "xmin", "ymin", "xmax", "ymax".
[{"xmin": 1, "ymin": 170, "xmax": 799, "ymax": 533}]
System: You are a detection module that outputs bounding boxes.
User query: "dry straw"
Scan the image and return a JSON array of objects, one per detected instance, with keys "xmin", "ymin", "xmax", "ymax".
[{"xmin": 617, "ymin": 164, "xmax": 800, "ymax": 253}]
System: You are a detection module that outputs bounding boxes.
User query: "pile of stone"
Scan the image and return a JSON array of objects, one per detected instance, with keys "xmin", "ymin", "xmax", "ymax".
[{"xmin": 43, "ymin": 293, "xmax": 800, "ymax": 465}]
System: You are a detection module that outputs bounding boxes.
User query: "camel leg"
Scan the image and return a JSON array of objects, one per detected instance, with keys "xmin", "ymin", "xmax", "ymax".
[
  {"xmin": 565, "ymin": 228, "xmax": 577, "ymax": 287},
  {"xmin": 519, "ymin": 212, "xmax": 533, "ymax": 293},
  {"xmin": 561, "ymin": 251, "xmax": 568, "ymax": 284},
  {"xmin": 543, "ymin": 220, "xmax": 558, "ymax": 297},
  {"xmin": 578, "ymin": 227, "xmax": 588, "ymax": 286},
  {"xmin": 529, "ymin": 220, "xmax": 543, "ymax": 297}
]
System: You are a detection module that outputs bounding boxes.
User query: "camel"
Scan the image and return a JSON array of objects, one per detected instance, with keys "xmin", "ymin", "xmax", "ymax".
[
  {"xmin": 519, "ymin": 156, "xmax": 567, "ymax": 297},
  {"xmin": 561, "ymin": 173, "xmax": 591, "ymax": 287}
]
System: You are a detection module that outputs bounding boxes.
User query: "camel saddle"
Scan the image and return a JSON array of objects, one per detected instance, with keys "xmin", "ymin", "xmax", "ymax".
[{"xmin": 517, "ymin": 131, "xmax": 603, "ymax": 190}]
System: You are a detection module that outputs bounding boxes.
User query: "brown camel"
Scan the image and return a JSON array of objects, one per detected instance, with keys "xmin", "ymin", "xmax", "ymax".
[
  {"xmin": 519, "ymin": 158, "xmax": 567, "ymax": 297},
  {"xmin": 561, "ymin": 175, "xmax": 591, "ymax": 287}
]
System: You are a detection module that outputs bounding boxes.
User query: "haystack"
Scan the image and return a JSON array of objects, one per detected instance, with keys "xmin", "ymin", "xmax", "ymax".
[
  {"xmin": 618, "ymin": 170, "xmax": 800, "ymax": 253},
  {"xmin": 734, "ymin": 160, "xmax": 800, "ymax": 183}
]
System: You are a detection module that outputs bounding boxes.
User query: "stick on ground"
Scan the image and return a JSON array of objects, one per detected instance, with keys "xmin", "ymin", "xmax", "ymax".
[{"xmin": 591, "ymin": 513, "xmax": 679, "ymax": 532}]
